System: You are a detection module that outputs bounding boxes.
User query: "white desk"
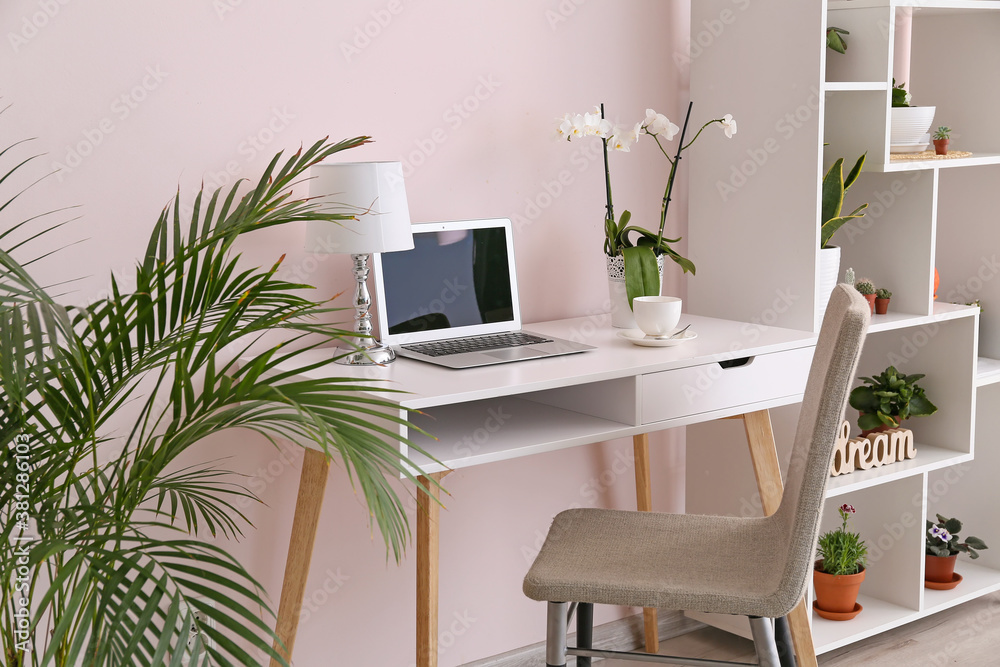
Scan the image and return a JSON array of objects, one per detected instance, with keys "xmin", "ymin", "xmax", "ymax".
[{"xmin": 266, "ymin": 313, "xmax": 819, "ymax": 667}]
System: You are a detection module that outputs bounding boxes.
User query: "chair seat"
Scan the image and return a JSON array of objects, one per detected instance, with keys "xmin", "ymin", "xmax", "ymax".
[{"xmin": 523, "ymin": 507, "xmax": 797, "ymax": 618}]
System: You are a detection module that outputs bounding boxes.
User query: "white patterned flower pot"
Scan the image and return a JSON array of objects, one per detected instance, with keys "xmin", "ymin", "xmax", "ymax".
[
  {"xmin": 606, "ymin": 253, "xmax": 664, "ymax": 329},
  {"xmin": 890, "ymin": 106, "xmax": 936, "ymax": 146},
  {"xmin": 817, "ymin": 245, "xmax": 841, "ymax": 329}
]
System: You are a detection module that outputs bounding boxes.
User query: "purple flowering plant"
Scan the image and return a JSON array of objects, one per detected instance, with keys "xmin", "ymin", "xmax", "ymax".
[
  {"xmin": 926, "ymin": 514, "xmax": 988, "ymax": 559},
  {"xmin": 817, "ymin": 504, "xmax": 868, "ymax": 576}
]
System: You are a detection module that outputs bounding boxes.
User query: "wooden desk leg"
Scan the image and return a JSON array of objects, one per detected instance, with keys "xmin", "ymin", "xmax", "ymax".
[
  {"xmin": 632, "ymin": 433, "xmax": 659, "ymax": 654},
  {"xmin": 270, "ymin": 448, "xmax": 330, "ymax": 667},
  {"xmin": 740, "ymin": 410, "xmax": 818, "ymax": 667},
  {"xmin": 417, "ymin": 471, "xmax": 450, "ymax": 667}
]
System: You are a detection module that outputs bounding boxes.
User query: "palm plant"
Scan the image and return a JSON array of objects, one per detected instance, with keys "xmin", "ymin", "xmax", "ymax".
[{"xmin": 0, "ymin": 131, "xmax": 438, "ymax": 666}]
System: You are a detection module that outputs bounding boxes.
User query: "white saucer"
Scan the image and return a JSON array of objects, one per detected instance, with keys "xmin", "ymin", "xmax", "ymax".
[
  {"xmin": 890, "ymin": 142, "xmax": 929, "ymax": 154},
  {"xmin": 617, "ymin": 328, "xmax": 698, "ymax": 347}
]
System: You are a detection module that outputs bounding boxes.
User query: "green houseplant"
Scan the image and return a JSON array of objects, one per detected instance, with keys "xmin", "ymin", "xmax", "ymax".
[
  {"xmin": 933, "ymin": 126, "xmax": 952, "ymax": 155},
  {"xmin": 817, "ymin": 151, "xmax": 868, "ymax": 322},
  {"xmin": 848, "ymin": 365, "xmax": 938, "ymax": 435},
  {"xmin": 875, "ymin": 287, "xmax": 891, "ymax": 314},
  {"xmin": 925, "ymin": 514, "xmax": 989, "ymax": 587},
  {"xmin": 827, "ymin": 26, "xmax": 850, "ymax": 54},
  {"xmin": 556, "ymin": 103, "xmax": 736, "ymax": 325},
  {"xmin": 814, "ymin": 503, "xmax": 868, "ymax": 619},
  {"xmin": 854, "ymin": 278, "xmax": 876, "ymax": 313},
  {"xmin": 0, "ymin": 134, "xmax": 439, "ymax": 666}
]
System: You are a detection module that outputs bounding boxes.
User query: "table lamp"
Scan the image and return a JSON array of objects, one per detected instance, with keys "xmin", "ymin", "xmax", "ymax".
[{"xmin": 305, "ymin": 161, "xmax": 413, "ymax": 365}]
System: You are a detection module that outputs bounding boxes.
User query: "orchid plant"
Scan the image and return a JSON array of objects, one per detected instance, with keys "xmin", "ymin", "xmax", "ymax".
[{"xmin": 556, "ymin": 103, "xmax": 737, "ymax": 307}]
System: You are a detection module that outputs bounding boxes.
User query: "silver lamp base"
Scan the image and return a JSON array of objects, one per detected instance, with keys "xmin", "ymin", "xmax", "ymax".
[
  {"xmin": 335, "ymin": 343, "xmax": 397, "ymax": 366},
  {"xmin": 336, "ymin": 252, "xmax": 398, "ymax": 366}
]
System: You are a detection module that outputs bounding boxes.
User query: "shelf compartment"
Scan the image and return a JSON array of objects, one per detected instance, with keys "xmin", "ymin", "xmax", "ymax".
[
  {"xmin": 405, "ymin": 395, "xmax": 635, "ymax": 473},
  {"xmin": 922, "ymin": 560, "xmax": 1000, "ymax": 614},
  {"xmin": 812, "ymin": 594, "xmax": 920, "ymax": 654},
  {"xmin": 881, "ymin": 152, "xmax": 1000, "ymax": 173},
  {"xmin": 977, "ymin": 358, "xmax": 1000, "ymax": 387},
  {"xmin": 865, "ymin": 302, "xmax": 977, "ymax": 334}
]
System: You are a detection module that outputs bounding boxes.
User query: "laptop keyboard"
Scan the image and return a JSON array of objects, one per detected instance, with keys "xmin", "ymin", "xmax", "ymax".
[{"xmin": 402, "ymin": 332, "xmax": 553, "ymax": 357}]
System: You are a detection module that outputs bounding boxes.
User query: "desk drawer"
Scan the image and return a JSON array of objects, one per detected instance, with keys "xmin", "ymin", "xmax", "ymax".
[{"xmin": 640, "ymin": 346, "xmax": 813, "ymax": 424}]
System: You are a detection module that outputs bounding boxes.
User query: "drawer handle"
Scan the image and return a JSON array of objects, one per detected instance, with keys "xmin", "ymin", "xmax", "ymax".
[{"xmin": 718, "ymin": 356, "xmax": 754, "ymax": 369}]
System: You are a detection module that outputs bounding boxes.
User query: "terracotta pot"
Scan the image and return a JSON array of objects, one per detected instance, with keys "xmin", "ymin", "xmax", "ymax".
[
  {"xmin": 875, "ymin": 297, "xmax": 890, "ymax": 315},
  {"xmin": 933, "ymin": 138, "xmax": 950, "ymax": 156},
  {"xmin": 925, "ymin": 554, "xmax": 958, "ymax": 584},
  {"xmin": 814, "ymin": 561, "xmax": 865, "ymax": 615},
  {"xmin": 859, "ymin": 414, "xmax": 902, "ymax": 438},
  {"xmin": 863, "ymin": 293, "xmax": 876, "ymax": 314}
]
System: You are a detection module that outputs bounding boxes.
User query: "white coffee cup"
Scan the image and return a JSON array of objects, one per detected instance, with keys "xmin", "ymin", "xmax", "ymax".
[{"xmin": 633, "ymin": 296, "xmax": 682, "ymax": 337}]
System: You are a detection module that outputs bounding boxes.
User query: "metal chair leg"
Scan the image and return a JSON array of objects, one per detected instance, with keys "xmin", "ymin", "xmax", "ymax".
[
  {"xmin": 546, "ymin": 602, "xmax": 569, "ymax": 667},
  {"xmin": 749, "ymin": 616, "xmax": 781, "ymax": 667},
  {"xmin": 773, "ymin": 615, "xmax": 797, "ymax": 667},
  {"xmin": 576, "ymin": 602, "xmax": 593, "ymax": 667}
]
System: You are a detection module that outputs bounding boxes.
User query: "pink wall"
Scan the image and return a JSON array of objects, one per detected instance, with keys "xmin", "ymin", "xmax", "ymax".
[{"xmin": 2, "ymin": 1, "xmax": 692, "ymax": 664}]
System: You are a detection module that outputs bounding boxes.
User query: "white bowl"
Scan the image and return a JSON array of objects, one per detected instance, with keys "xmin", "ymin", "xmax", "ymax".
[
  {"xmin": 632, "ymin": 296, "xmax": 682, "ymax": 337},
  {"xmin": 890, "ymin": 106, "xmax": 936, "ymax": 145}
]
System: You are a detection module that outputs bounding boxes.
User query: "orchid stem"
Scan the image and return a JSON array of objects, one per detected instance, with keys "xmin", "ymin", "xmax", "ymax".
[{"xmin": 657, "ymin": 101, "xmax": 693, "ymax": 249}]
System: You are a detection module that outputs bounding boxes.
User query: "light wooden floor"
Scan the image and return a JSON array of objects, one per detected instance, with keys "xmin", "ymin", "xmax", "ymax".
[{"xmin": 601, "ymin": 592, "xmax": 1000, "ymax": 666}]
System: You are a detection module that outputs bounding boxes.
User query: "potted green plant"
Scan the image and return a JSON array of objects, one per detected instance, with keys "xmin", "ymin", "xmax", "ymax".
[
  {"xmin": 827, "ymin": 26, "xmax": 850, "ymax": 54},
  {"xmin": 875, "ymin": 287, "xmax": 892, "ymax": 314},
  {"xmin": 854, "ymin": 279, "xmax": 876, "ymax": 313},
  {"xmin": 933, "ymin": 126, "xmax": 952, "ymax": 156},
  {"xmin": 849, "ymin": 365, "xmax": 939, "ymax": 436},
  {"xmin": 925, "ymin": 514, "xmax": 988, "ymax": 588},
  {"xmin": 556, "ymin": 103, "xmax": 736, "ymax": 327},
  {"xmin": 891, "ymin": 79, "xmax": 936, "ymax": 149},
  {"xmin": 818, "ymin": 153, "xmax": 868, "ymax": 320},
  {"xmin": 814, "ymin": 503, "xmax": 868, "ymax": 620},
  {"xmin": 0, "ymin": 136, "xmax": 441, "ymax": 665}
]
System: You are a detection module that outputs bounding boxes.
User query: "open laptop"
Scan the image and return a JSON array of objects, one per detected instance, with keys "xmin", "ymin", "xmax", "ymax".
[{"xmin": 372, "ymin": 218, "xmax": 594, "ymax": 369}]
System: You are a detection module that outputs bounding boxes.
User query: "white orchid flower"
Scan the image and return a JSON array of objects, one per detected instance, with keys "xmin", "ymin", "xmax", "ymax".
[
  {"xmin": 568, "ymin": 113, "xmax": 587, "ymax": 139},
  {"xmin": 583, "ymin": 111, "xmax": 613, "ymax": 139},
  {"xmin": 556, "ymin": 113, "xmax": 574, "ymax": 140},
  {"xmin": 720, "ymin": 114, "xmax": 738, "ymax": 138},
  {"xmin": 609, "ymin": 123, "xmax": 639, "ymax": 152},
  {"xmin": 642, "ymin": 109, "xmax": 679, "ymax": 140}
]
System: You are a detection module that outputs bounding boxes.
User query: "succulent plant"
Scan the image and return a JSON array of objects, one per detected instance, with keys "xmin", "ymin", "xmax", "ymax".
[
  {"xmin": 827, "ymin": 27, "xmax": 849, "ymax": 54},
  {"xmin": 876, "ymin": 288, "xmax": 892, "ymax": 299},
  {"xmin": 934, "ymin": 126, "xmax": 952, "ymax": 140},
  {"xmin": 821, "ymin": 153, "xmax": 869, "ymax": 249},
  {"xmin": 892, "ymin": 78, "xmax": 912, "ymax": 108},
  {"xmin": 845, "ymin": 267, "xmax": 855, "ymax": 285},
  {"xmin": 854, "ymin": 280, "xmax": 875, "ymax": 295}
]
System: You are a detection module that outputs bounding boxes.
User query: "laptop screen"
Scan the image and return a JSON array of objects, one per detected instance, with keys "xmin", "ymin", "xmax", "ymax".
[{"xmin": 374, "ymin": 219, "xmax": 522, "ymax": 346}]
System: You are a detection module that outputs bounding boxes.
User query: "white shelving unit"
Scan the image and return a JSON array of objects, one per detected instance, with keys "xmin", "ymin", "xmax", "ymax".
[{"xmin": 686, "ymin": 0, "xmax": 998, "ymax": 655}]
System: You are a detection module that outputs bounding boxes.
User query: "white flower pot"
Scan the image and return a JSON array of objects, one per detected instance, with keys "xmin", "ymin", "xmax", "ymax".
[
  {"xmin": 890, "ymin": 106, "xmax": 936, "ymax": 146},
  {"xmin": 606, "ymin": 253, "xmax": 664, "ymax": 329},
  {"xmin": 817, "ymin": 246, "xmax": 841, "ymax": 328}
]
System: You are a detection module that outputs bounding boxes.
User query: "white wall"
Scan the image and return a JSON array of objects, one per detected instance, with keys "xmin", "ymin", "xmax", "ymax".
[{"xmin": 1, "ymin": 1, "xmax": 692, "ymax": 664}]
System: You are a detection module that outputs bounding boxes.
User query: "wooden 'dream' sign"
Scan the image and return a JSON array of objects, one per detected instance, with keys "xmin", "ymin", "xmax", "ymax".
[{"xmin": 830, "ymin": 420, "xmax": 917, "ymax": 477}]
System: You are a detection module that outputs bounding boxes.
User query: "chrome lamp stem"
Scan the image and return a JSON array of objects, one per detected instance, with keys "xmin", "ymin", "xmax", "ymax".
[{"xmin": 336, "ymin": 253, "xmax": 396, "ymax": 365}]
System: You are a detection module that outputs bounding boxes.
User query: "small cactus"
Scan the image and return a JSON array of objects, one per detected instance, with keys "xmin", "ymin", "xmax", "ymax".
[
  {"xmin": 876, "ymin": 288, "xmax": 892, "ymax": 299},
  {"xmin": 855, "ymin": 280, "xmax": 876, "ymax": 296},
  {"xmin": 845, "ymin": 267, "xmax": 855, "ymax": 285}
]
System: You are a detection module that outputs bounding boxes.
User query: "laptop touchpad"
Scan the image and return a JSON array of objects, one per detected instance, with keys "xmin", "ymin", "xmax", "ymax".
[{"xmin": 485, "ymin": 347, "xmax": 546, "ymax": 361}]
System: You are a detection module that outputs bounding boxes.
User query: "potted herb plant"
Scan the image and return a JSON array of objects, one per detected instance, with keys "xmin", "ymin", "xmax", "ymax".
[
  {"xmin": 875, "ymin": 287, "xmax": 892, "ymax": 314},
  {"xmin": 849, "ymin": 365, "xmax": 939, "ymax": 436},
  {"xmin": 818, "ymin": 153, "xmax": 868, "ymax": 321},
  {"xmin": 854, "ymin": 279, "xmax": 876, "ymax": 313},
  {"xmin": 556, "ymin": 103, "xmax": 736, "ymax": 327},
  {"xmin": 933, "ymin": 126, "xmax": 952, "ymax": 156},
  {"xmin": 814, "ymin": 503, "xmax": 868, "ymax": 620},
  {"xmin": 926, "ymin": 514, "xmax": 989, "ymax": 588},
  {"xmin": 890, "ymin": 79, "xmax": 936, "ymax": 149}
]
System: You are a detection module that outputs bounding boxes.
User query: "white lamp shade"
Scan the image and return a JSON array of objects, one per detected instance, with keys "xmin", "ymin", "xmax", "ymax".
[{"xmin": 305, "ymin": 161, "xmax": 414, "ymax": 255}]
